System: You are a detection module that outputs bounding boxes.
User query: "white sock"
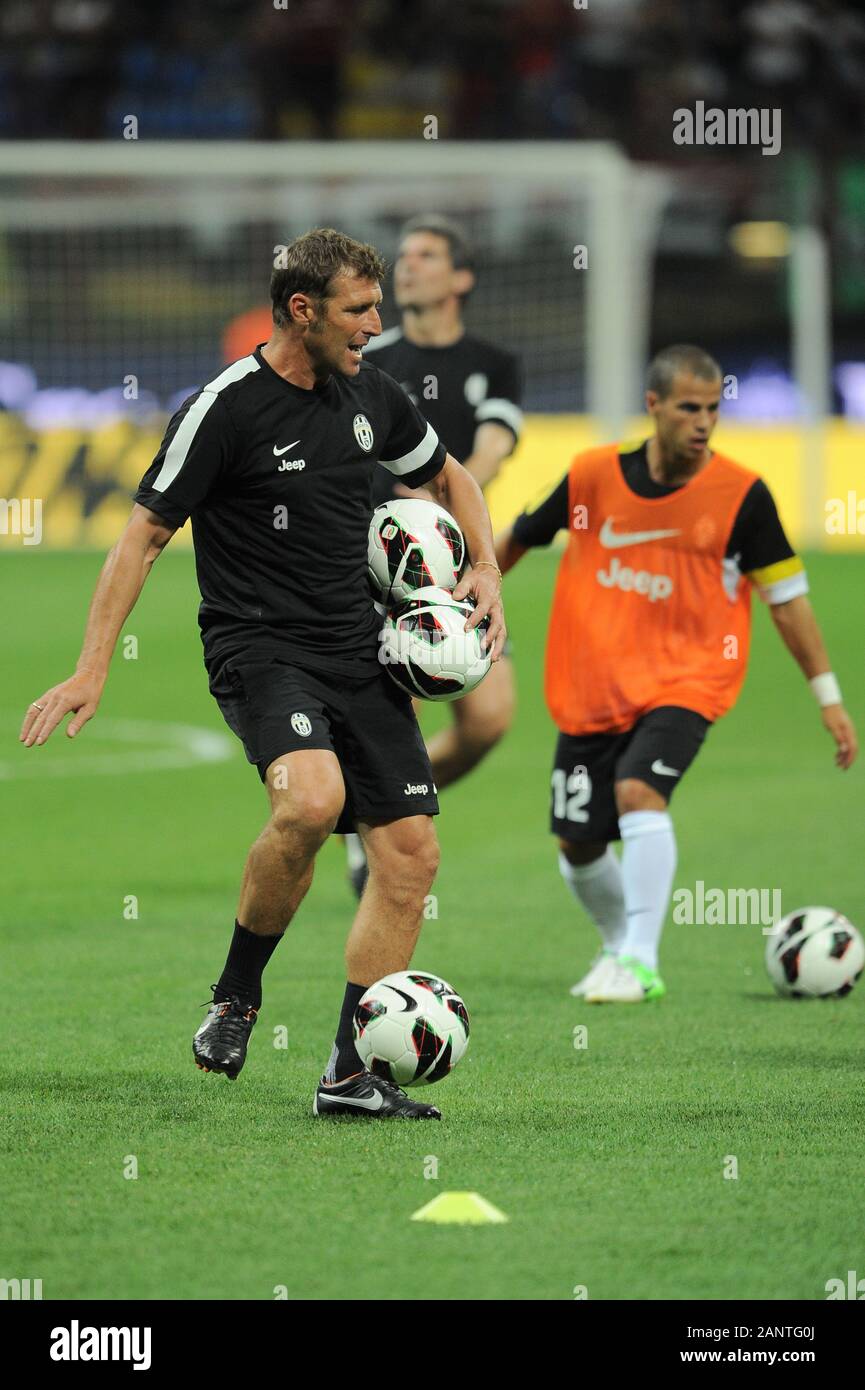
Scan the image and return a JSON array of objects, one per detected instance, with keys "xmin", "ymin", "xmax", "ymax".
[
  {"xmin": 558, "ymin": 847, "xmax": 627, "ymax": 953},
  {"xmin": 618, "ymin": 810, "xmax": 677, "ymax": 971},
  {"xmin": 344, "ymin": 832, "xmax": 366, "ymax": 870}
]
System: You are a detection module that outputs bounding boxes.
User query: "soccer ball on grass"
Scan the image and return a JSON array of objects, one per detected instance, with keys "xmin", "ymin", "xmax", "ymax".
[
  {"xmin": 353, "ymin": 970, "xmax": 470, "ymax": 1085},
  {"xmin": 764, "ymin": 906, "xmax": 864, "ymax": 997}
]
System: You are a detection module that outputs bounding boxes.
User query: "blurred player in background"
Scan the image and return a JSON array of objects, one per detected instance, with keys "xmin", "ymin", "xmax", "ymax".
[
  {"xmin": 222, "ymin": 304, "xmax": 273, "ymax": 365},
  {"xmin": 496, "ymin": 344, "xmax": 858, "ymax": 1003},
  {"xmin": 345, "ymin": 215, "xmax": 523, "ymax": 893}
]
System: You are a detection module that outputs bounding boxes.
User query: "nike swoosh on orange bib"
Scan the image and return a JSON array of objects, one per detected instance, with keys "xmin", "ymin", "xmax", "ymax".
[{"xmin": 598, "ymin": 518, "xmax": 682, "ymax": 548}]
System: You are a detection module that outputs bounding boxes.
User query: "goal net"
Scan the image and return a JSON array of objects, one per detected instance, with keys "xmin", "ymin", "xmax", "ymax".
[{"xmin": 0, "ymin": 141, "xmax": 669, "ymax": 546}]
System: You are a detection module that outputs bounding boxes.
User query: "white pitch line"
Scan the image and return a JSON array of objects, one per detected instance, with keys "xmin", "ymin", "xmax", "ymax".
[{"xmin": 0, "ymin": 717, "xmax": 236, "ymax": 781}]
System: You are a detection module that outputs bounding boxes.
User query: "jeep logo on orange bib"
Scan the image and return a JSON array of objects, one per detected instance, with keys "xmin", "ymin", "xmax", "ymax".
[{"xmin": 596, "ymin": 555, "xmax": 674, "ymax": 602}]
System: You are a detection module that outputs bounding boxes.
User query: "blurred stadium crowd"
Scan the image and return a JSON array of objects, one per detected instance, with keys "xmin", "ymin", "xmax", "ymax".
[{"xmin": 2, "ymin": 0, "xmax": 864, "ymax": 153}]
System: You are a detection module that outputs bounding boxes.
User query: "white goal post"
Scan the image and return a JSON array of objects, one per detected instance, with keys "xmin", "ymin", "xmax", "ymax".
[{"xmin": 0, "ymin": 140, "xmax": 834, "ymax": 550}]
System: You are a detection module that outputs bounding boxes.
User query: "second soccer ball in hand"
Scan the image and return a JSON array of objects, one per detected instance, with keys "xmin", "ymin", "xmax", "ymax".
[{"xmin": 380, "ymin": 586, "xmax": 491, "ymax": 701}]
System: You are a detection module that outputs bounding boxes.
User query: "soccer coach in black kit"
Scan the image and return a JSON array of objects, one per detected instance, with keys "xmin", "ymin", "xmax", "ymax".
[{"xmin": 20, "ymin": 229, "xmax": 506, "ymax": 1121}]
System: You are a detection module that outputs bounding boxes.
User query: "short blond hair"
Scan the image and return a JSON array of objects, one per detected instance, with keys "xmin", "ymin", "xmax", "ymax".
[{"xmin": 647, "ymin": 344, "xmax": 722, "ymax": 398}]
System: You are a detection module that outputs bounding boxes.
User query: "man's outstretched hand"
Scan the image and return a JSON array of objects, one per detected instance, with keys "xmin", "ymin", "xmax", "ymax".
[
  {"xmin": 822, "ymin": 704, "xmax": 858, "ymax": 770},
  {"xmin": 20, "ymin": 671, "xmax": 105, "ymax": 747}
]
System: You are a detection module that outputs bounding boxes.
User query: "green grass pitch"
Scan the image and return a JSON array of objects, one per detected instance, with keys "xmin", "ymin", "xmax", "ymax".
[{"xmin": 1, "ymin": 547, "xmax": 863, "ymax": 1301}]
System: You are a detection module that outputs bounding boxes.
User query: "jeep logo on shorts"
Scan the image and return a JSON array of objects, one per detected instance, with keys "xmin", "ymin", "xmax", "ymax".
[
  {"xmin": 353, "ymin": 413, "xmax": 374, "ymax": 452},
  {"xmin": 404, "ymin": 782, "xmax": 429, "ymax": 795},
  {"xmin": 291, "ymin": 712, "xmax": 312, "ymax": 737}
]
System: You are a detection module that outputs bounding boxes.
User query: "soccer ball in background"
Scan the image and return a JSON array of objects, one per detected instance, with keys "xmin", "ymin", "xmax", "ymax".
[
  {"xmin": 764, "ymin": 906, "xmax": 865, "ymax": 998},
  {"xmin": 353, "ymin": 970, "xmax": 470, "ymax": 1086},
  {"xmin": 380, "ymin": 586, "xmax": 491, "ymax": 701},
  {"xmin": 368, "ymin": 499, "xmax": 465, "ymax": 606}
]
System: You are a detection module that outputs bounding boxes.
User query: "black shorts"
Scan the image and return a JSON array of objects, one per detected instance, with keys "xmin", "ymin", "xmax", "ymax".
[
  {"xmin": 551, "ymin": 705, "xmax": 710, "ymax": 844},
  {"xmin": 209, "ymin": 653, "xmax": 439, "ymax": 834}
]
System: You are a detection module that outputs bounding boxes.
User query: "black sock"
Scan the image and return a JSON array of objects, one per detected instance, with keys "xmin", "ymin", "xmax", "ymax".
[
  {"xmin": 325, "ymin": 982, "xmax": 367, "ymax": 1082},
  {"xmin": 213, "ymin": 921, "xmax": 283, "ymax": 1011}
]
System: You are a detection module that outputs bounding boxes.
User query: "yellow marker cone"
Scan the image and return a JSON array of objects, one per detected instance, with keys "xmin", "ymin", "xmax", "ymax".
[{"xmin": 411, "ymin": 1191, "xmax": 508, "ymax": 1225}]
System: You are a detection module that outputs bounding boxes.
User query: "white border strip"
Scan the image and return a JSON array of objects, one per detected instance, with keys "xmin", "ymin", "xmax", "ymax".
[{"xmin": 381, "ymin": 421, "xmax": 440, "ymax": 477}]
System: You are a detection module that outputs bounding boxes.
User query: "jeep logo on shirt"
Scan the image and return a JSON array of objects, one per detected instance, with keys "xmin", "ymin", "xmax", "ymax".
[
  {"xmin": 353, "ymin": 413, "xmax": 374, "ymax": 452},
  {"xmin": 596, "ymin": 556, "xmax": 674, "ymax": 602}
]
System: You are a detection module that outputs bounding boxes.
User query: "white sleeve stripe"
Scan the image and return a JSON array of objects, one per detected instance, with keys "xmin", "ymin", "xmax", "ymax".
[
  {"xmin": 203, "ymin": 354, "xmax": 260, "ymax": 394},
  {"xmin": 760, "ymin": 571, "xmax": 809, "ymax": 605},
  {"xmin": 380, "ymin": 421, "xmax": 440, "ymax": 476},
  {"xmin": 153, "ymin": 356, "xmax": 258, "ymax": 492},
  {"xmin": 475, "ymin": 398, "xmax": 523, "ymax": 435},
  {"xmin": 154, "ymin": 390, "xmax": 219, "ymax": 491}
]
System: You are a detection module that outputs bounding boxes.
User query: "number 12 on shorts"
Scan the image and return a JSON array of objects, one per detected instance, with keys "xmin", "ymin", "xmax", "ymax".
[{"xmin": 551, "ymin": 767, "xmax": 592, "ymax": 822}]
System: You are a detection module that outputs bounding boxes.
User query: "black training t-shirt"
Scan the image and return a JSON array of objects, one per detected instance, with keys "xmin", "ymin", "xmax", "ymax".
[
  {"xmin": 134, "ymin": 347, "xmax": 446, "ymax": 678},
  {"xmin": 363, "ymin": 328, "xmax": 522, "ymax": 506}
]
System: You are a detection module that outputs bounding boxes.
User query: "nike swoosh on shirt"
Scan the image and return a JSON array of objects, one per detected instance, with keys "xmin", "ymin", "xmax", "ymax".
[
  {"xmin": 324, "ymin": 1090, "xmax": 384, "ymax": 1111},
  {"xmin": 599, "ymin": 518, "xmax": 682, "ymax": 549},
  {"xmin": 651, "ymin": 759, "xmax": 681, "ymax": 777},
  {"xmin": 273, "ymin": 440, "xmax": 301, "ymax": 456}
]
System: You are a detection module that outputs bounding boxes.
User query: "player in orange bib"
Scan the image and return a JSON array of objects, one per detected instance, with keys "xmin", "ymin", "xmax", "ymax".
[{"xmin": 496, "ymin": 344, "xmax": 858, "ymax": 1002}]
